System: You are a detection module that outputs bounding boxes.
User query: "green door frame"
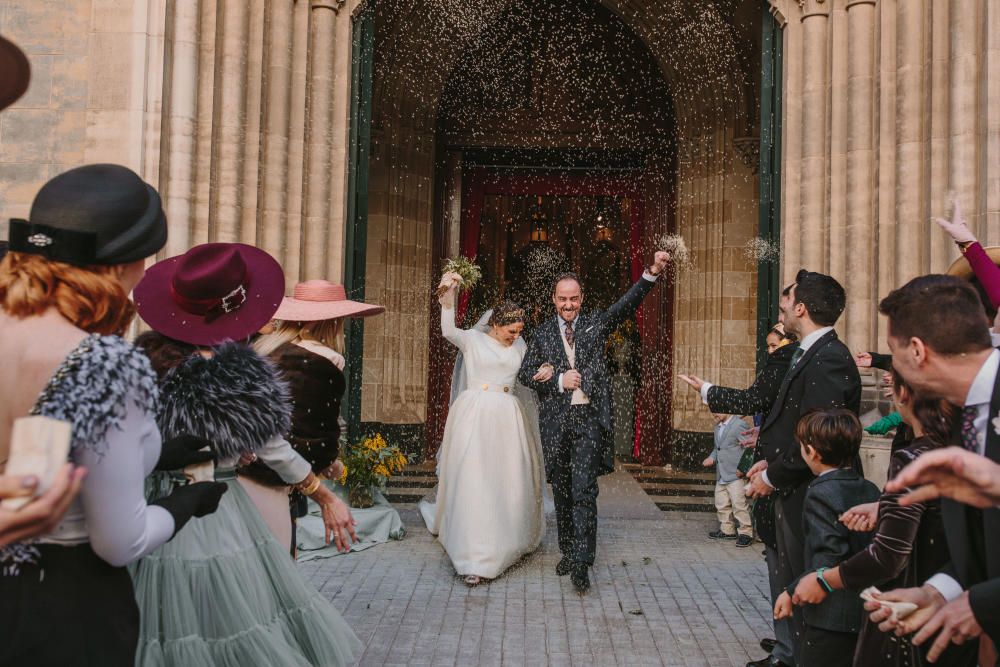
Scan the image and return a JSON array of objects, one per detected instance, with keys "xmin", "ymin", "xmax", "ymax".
[
  {"xmin": 756, "ymin": 1, "xmax": 783, "ymax": 371},
  {"xmin": 343, "ymin": 1, "xmax": 376, "ymax": 440}
]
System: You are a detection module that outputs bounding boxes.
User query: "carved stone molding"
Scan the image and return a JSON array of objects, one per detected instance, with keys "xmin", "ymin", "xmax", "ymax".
[
  {"xmin": 311, "ymin": 0, "xmax": 345, "ymax": 12},
  {"xmin": 767, "ymin": 0, "xmax": 788, "ymax": 28}
]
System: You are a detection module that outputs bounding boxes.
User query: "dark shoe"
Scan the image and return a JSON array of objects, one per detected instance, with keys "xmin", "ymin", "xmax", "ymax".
[
  {"xmin": 709, "ymin": 530, "xmax": 738, "ymax": 540},
  {"xmin": 570, "ymin": 563, "xmax": 590, "ymax": 594},
  {"xmin": 746, "ymin": 658, "xmax": 790, "ymax": 667},
  {"xmin": 736, "ymin": 534, "xmax": 754, "ymax": 548},
  {"xmin": 758, "ymin": 638, "xmax": 776, "ymax": 653},
  {"xmin": 556, "ymin": 556, "xmax": 573, "ymax": 576}
]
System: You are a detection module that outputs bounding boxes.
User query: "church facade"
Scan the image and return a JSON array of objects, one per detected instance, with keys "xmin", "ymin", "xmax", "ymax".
[{"xmin": 1, "ymin": 0, "xmax": 998, "ymax": 463}]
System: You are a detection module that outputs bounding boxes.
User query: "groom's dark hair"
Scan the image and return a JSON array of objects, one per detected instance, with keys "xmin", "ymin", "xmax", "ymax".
[
  {"xmin": 552, "ymin": 272, "xmax": 582, "ymax": 294},
  {"xmin": 789, "ymin": 269, "xmax": 846, "ymax": 326}
]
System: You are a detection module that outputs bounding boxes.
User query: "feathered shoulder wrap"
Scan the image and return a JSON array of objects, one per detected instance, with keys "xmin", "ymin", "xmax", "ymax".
[
  {"xmin": 157, "ymin": 342, "xmax": 291, "ymax": 460},
  {"xmin": 32, "ymin": 334, "xmax": 159, "ymax": 459}
]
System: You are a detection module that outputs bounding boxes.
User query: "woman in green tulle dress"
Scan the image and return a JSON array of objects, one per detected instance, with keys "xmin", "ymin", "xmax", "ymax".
[{"xmin": 129, "ymin": 243, "xmax": 361, "ymax": 667}]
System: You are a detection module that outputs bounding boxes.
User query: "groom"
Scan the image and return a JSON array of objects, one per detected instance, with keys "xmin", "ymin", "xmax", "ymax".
[{"xmin": 518, "ymin": 250, "xmax": 670, "ymax": 593}]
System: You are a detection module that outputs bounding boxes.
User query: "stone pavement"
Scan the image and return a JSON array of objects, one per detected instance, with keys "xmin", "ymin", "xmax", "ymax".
[{"xmin": 300, "ymin": 483, "xmax": 774, "ymax": 667}]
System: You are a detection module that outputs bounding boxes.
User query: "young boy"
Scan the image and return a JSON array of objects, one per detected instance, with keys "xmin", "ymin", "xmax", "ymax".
[
  {"xmin": 774, "ymin": 409, "xmax": 879, "ymax": 667},
  {"xmin": 702, "ymin": 412, "xmax": 753, "ymax": 547}
]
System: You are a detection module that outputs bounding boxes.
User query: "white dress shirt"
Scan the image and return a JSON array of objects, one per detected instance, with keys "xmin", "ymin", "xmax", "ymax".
[{"xmin": 926, "ymin": 348, "xmax": 1000, "ymax": 602}]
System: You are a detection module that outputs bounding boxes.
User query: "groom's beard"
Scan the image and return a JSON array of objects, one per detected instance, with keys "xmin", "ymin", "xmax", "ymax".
[{"xmin": 559, "ymin": 308, "xmax": 579, "ymax": 322}]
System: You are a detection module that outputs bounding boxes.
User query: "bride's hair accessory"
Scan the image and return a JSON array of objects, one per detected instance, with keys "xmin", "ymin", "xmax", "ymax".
[{"xmin": 489, "ymin": 301, "xmax": 525, "ymax": 327}]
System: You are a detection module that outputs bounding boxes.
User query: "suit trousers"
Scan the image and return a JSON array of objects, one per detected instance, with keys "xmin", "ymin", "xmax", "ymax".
[
  {"xmin": 775, "ymin": 494, "xmax": 807, "ymax": 664},
  {"xmin": 714, "ymin": 478, "xmax": 752, "ymax": 537},
  {"xmin": 800, "ymin": 625, "xmax": 857, "ymax": 667},
  {"xmin": 550, "ymin": 404, "xmax": 602, "ymax": 566},
  {"xmin": 765, "ymin": 543, "xmax": 797, "ymax": 665}
]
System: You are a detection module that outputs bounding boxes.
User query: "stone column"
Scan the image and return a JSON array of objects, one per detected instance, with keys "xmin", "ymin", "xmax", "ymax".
[
  {"xmin": 258, "ymin": 0, "xmax": 295, "ymax": 263},
  {"xmin": 779, "ymin": 2, "xmax": 803, "ymax": 284},
  {"xmin": 949, "ymin": 0, "xmax": 982, "ymax": 237},
  {"xmin": 209, "ymin": 1, "xmax": 249, "ymax": 242},
  {"xmin": 987, "ymin": 0, "xmax": 1000, "ymax": 242},
  {"xmin": 845, "ymin": 0, "xmax": 876, "ymax": 350},
  {"xmin": 191, "ymin": 0, "xmax": 217, "ymax": 245},
  {"xmin": 799, "ymin": 0, "xmax": 830, "ymax": 273},
  {"xmin": 894, "ymin": 0, "xmax": 926, "ymax": 285},
  {"xmin": 828, "ymin": 1, "xmax": 848, "ymax": 294},
  {"xmin": 302, "ymin": 1, "xmax": 339, "ymax": 279},
  {"xmin": 240, "ymin": 0, "xmax": 268, "ymax": 242},
  {"xmin": 326, "ymin": 6, "xmax": 353, "ymax": 281},
  {"xmin": 162, "ymin": 0, "xmax": 201, "ymax": 258},
  {"xmin": 874, "ymin": 2, "xmax": 897, "ymax": 347},
  {"xmin": 283, "ymin": 0, "xmax": 311, "ymax": 284},
  {"xmin": 929, "ymin": 0, "xmax": 952, "ymax": 268}
]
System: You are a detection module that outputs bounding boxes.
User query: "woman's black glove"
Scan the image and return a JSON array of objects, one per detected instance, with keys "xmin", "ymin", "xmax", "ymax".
[
  {"xmin": 151, "ymin": 482, "xmax": 228, "ymax": 535},
  {"xmin": 156, "ymin": 434, "xmax": 216, "ymax": 471}
]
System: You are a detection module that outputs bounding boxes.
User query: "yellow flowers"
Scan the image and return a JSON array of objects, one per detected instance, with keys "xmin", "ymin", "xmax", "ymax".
[
  {"xmin": 374, "ymin": 464, "xmax": 391, "ymax": 478},
  {"xmin": 340, "ymin": 432, "xmax": 408, "ymax": 503},
  {"xmin": 337, "ymin": 464, "xmax": 349, "ymax": 486}
]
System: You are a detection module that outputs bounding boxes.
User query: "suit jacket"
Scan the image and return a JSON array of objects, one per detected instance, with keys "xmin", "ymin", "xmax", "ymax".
[
  {"xmin": 518, "ymin": 277, "xmax": 657, "ymax": 476},
  {"xmin": 759, "ymin": 330, "xmax": 862, "ymax": 543},
  {"xmin": 938, "ymin": 365, "xmax": 1000, "ymax": 642},
  {"xmin": 711, "ymin": 416, "xmax": 750, "ymax": 484},
  {"xmin": 706, "ymin": 342, "xmax": 797, "ymax": 421},
  {"xmin": 793, "ymin": 468, "xmax": 880, "ymax": 633}
]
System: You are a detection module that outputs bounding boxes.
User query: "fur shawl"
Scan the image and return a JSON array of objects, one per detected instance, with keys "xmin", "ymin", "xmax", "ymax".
[
  {"xmin": 32, "ymin": 334, "xmax": 159, "ymax": 458},
  {"xmin": 157, "ymin": 342, "xmax": 291, "ymax": 460}
]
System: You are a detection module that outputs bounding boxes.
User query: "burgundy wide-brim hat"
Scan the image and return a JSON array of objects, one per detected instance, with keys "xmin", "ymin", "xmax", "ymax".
[
  {"xmin": 135, "ymin": 243, "xmax": 285, "ymax": 346},
  {"xmin": 275, "ymin": 280, "xmax": 385, "ymax": 322},
  {"xmin": 0, "ymin": 35, "xmax": 30, "ymax": 111}
]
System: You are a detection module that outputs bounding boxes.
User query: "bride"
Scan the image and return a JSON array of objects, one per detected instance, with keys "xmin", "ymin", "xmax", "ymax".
[{"xmin": 419, "ymin": 272, "xmax": 547, "ymax": 585}]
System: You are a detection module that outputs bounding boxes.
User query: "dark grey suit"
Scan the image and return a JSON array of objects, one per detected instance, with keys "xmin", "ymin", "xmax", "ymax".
[{"xmin": 518, "ymin": 277, "xmax": 658, "ymax": 565}]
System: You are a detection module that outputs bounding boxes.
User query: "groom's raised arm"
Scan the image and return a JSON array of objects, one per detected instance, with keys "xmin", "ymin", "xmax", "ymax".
[{"xmin": 603, "ymin": 251, "xmax": 669, "ymax": 328}]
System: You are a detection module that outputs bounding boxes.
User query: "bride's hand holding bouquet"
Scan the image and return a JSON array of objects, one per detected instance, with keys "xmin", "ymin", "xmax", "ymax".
[{"xmin": 437, "ymin": 271, "xmax": 462, "ymax": 308}]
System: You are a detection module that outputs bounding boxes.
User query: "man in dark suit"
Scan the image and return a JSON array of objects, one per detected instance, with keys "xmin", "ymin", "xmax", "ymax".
[
  {"xmin": 518, "ymin": 251, "xmax": 669, "ymax": 594},
  {"xmin": 741, "ymin": 270, "xmax": 861, "ymax": 667},
  {"xmin": 867, "ymin": 275, "xmax": 1000, "ymax": 664}
]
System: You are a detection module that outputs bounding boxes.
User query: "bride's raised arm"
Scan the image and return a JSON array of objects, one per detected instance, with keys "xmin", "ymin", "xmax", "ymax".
[{"xmin": 438, "ymin": 272, "xmax": 473, "ymax": 352}]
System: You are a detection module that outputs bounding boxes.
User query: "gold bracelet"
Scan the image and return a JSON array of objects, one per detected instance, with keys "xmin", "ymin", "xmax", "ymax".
[
  {"xmin": 957, "ymin": 240, "xmax": 975, "ymax": 254},
  {"xmin": 297, "ymin": 476, "xmax": 321, "ymax": 496}
]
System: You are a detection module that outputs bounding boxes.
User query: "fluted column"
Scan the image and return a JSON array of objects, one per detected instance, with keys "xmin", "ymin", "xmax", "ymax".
[
  {"xmin": 874, "ymin": 2, "xmax": 897, "ymax": 348},
  {"xmin": 894, "ymin": 0, "xmax": 926, "ymax": 285},
  {"xmin": 283, "ymin": 0, "xmax": 311, "ymax": 284},
  {"xmin": 191, "ymin": 0, "xmax": 217, "ymax": 245},
  {"xmin": 326, "ymin": 7, "xmax": 353, "ymax": 281},
  {"xmin": 845, "ymin": 0, "xmax": 876, "ymax": 350},
  {"xmin": 162, "ymin": 0, "xmax": 201, "ymax": 258},
  {"xmin": 828, "ymin": 1, "xmax": 848, "ymax": 295},
  {"xmin": 987, "ymin": 0, "xmax": 1000, "ymax": 242},
  {"xmin": 302, "ymin": 1, "xmax": 339, "ymax": 279},
  {"xmin": 928, "ymin": 0, "xmax": 952, "ymax": 268},
  {"xmin": 949, "ymin": 0, "xmax": 982, "ymax": 238},
  {"xmin": 240, "ymin": 0, "xmax": 267, "ymax": 243},
  {"xmin": 799, "ymin": 0, "xmax": 829, "ymax": 272},
  {"xmin": 258, "ymin": 0, "xmax": 295, "ymax": 262},
  {"xmin": 779, "ymin": 1, "xmax": 802, "ymax": 285}
]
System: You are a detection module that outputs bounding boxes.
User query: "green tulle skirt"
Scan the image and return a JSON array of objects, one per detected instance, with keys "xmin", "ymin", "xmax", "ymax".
[{"xmin": 130, "ymin": 476, "xmax": 361, "ymax": 667}]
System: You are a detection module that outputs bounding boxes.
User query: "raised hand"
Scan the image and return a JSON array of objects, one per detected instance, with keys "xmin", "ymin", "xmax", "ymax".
[
  {"xmin": 933, "ymin": 196, "xmax": 975, "ymax": 244},
  {"xmin": 650, "ymin": 250, "xmax": 670, "ymax": 275},
  {"xmin": 677, "ymin": 373, "xmax": 704, "ymax": 393},
  {"xmin": 887, "ymin": 447, "xmax": 1000, "ymax": 509}
]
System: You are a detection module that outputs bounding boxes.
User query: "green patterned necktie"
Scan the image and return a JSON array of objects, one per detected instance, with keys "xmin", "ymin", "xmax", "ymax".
[{"xmin": 790, "ymin": 347, "xmax": 804, "ymax": 368}]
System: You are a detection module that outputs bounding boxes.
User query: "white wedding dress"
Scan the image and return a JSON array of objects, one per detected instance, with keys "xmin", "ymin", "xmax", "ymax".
[{"xmin": 419, "ymin": 306, "xmax": 545, "ymax": 579}]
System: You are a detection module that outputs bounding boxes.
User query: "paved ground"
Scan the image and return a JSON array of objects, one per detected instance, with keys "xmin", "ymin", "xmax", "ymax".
[{"xmin": 300, "ymin": 475, "xmax": 773, "ymax": 667}]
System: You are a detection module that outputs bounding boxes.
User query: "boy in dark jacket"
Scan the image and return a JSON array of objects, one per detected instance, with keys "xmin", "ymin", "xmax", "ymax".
[{"xmin": 774, "ymin": 409, "xmax": 880, "ymax": 666}]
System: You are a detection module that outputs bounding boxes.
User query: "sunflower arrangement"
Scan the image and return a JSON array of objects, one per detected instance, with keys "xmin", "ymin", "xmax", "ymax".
[
  {"xmin": 340, "ymin": 433, "xmax": 408, "ymax": 508},
  {"xmin": 436, "ymin": 256, "xmax": 482, "ymax": 295}
]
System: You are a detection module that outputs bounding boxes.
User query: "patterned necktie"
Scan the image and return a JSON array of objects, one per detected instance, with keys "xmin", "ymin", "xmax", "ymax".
[
  {"xmin": 564, "ymin": 319, "xmax": 575, "ymax": 348},
  {"xmin": 790, "ymin": 347, "xmax": 804, "ymax": 368},
  {"xmin": 961, "ymin": 405, "xmax": 980, "ymax": 453}
]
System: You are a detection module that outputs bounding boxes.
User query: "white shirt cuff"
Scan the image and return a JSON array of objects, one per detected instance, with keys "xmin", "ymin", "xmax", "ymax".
[
  {"xmin": 761, "ymin": 470, "xmax": 775, "ymax": 489},
  {"xmin": 926, "ymin": 574, "xmax": 964, "ymax": 603},
  {"xmin": 558, "ymin": 373, "xmax": 565, "ymax": 393},
  {"xmin": 642, "ymin": 271, "xmax": 658, "ymax": 282},
  {"xmin": 700, "ymin": 382, "xmax": 713, "ymax": 405}
]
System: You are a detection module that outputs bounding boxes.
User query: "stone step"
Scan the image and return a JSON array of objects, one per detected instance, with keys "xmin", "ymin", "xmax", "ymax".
[
  {"xmin": 651, "ymin": 497, "xmax": 717, "ymax": 513},
  {"xmin": 638, "ymin": 484, "xmax": 715, "ymax": 498}
]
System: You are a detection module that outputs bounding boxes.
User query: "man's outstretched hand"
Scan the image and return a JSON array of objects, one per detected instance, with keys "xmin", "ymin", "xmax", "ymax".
[
  {"xmin": 887, "ymin": 447, "xmax": 1000, "ymax": 509},
  {"xmin": 678, "ymin": 373, "xmax": 704, "ymax": 393},
  {"xmin": 649, "ymin": 251, "xmax": 670, "ymax": 275}
]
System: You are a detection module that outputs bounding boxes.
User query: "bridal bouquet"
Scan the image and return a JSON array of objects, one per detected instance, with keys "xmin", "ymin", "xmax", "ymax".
[
  {"xmin": 340, "ymin": 433, "xmax": 408, "ymax": 508},
  {"xmin": 436, "ymin": 256, "xmax": 482, "ymax": 296}
]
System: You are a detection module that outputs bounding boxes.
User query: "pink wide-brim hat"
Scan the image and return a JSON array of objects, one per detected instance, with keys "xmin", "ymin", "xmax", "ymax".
[{"xmin": 275, "ymin": 280, "xmax": 385, "ymax": 322}]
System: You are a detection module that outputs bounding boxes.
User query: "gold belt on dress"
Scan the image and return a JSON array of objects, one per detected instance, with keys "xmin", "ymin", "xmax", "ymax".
[{"xmin": 471, "ymin": 381, "xmax": 512, "ymax": 394}]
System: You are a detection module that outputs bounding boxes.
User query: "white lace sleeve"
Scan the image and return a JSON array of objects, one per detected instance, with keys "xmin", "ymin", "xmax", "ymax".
[{"xmin": 441, "ymin": 305, "xmax": 474, "ymax": 352}]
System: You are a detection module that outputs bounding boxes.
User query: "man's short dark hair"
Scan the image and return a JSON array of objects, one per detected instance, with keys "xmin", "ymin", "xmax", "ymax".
[
  {"xmin": 878, "ymin": 274, "xmax": 992, "ymax": 356},
  {"xmin": 790, "ymin": 269, "xmax": 846, "ymax": 326},
  {"xmin": 552, "ymin": 272, "xmax": 582, "ymax": 294},
  {"xmin": 795, "ymin": 408, "xmax": 862, "ymax": 467}
]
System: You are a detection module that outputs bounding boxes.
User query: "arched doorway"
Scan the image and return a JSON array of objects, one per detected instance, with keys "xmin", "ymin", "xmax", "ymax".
[
  {"xmin": 354, "ymin": 0, "xmax": 762, "ymax": 466},
  {"xmin": 425, "ymin": 0, "xmax": 677, "ymax": 464}
]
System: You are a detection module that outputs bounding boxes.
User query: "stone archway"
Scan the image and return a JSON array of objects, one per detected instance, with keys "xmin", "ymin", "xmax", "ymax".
[{"xmin": 358, "ymin": 0, "xmax": 762, "ymax": 462}]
